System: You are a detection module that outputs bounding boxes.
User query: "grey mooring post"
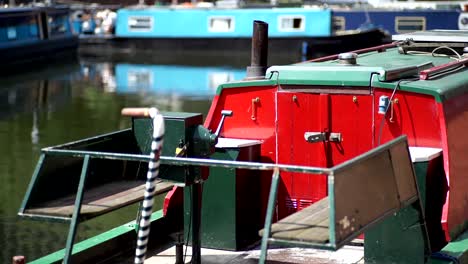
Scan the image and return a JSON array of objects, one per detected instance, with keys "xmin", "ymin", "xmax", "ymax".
[{"xmin": 246, "ymin": 20, "xmax": 268, "ymax": 79}]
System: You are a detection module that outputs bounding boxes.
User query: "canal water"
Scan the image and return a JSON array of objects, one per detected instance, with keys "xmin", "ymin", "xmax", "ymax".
[{"xmin": 0, "ymin": 55, "xmax": 246, "ymax": 263}]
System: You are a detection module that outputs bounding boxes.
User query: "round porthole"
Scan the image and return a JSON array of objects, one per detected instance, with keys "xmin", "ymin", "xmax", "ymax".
[{"xmin": 459, "ymin": 13, "xmax": 468, "ymax": 30}]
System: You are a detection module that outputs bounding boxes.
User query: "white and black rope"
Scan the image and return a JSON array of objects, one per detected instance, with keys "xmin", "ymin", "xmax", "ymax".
[{"xmin": 134, "ymin": 108, "xmax": 165, "ymax": 264}]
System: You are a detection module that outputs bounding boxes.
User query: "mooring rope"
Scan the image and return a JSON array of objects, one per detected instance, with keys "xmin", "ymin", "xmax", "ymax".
[{"xmin": 134, "ymin": 107, "xmax": 165, "ymax": 264}]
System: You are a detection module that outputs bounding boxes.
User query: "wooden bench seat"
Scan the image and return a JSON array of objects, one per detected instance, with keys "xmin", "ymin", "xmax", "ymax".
[
  {"xmin": 260, "ymin": 197, "xmax": 330, "ymax": 244},
  {"xmin": 258, "ymin": 137, "xmax": 428, "ymax": 264},
  {"xmin": 24, "ymin": 180, "xmax": 174, "ymax": 220}
]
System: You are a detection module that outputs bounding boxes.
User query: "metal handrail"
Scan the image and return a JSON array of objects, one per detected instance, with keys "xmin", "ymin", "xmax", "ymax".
[{"xmin": 42, "ymin": 148, "xmax": 331, "ymax": 175}]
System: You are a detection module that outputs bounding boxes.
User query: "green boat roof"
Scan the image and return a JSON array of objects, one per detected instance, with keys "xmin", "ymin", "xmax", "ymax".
[{"xmin": 217, "ymin": 47, "xmax": 468, "ymax": 102}]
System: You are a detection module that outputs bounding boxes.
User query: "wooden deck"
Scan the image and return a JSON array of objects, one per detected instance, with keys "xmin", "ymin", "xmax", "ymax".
[
  {"xmin": 261, "ymin": 197, "xmax": 330, "ymax": 244},
  {"xmin": 24, "ymin": 180, "xmax": 174, "ymax": 220}
]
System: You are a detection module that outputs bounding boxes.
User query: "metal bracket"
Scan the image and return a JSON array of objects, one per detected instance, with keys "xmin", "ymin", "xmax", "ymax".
[
  {"xmin": 304, "ymin": 132, "xmax": 342, "ymax": 143},
  {"xmin": 304, "ymin": 132, "xmax": 327, "ymax": 143},
  {"xmin": 329, "ymin": 133, "xmax": 342, "ymax": 142}
]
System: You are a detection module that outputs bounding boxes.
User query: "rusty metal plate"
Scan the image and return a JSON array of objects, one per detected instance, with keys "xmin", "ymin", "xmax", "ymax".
[
  {"xmin": 331, "ymin": 136, "xmax": 414, "ymax": 246},
  {"xmin": 390, "ymin": 141, "xmax": 418, "ymax": 204}
]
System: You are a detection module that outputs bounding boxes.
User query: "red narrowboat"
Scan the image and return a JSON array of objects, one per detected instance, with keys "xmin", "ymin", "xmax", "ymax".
[{"xmin": 18, "ymin": 29, "xmax": 468, "ymax": 264}]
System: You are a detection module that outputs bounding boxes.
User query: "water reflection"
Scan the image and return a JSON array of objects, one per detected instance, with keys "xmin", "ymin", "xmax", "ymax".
[
  {"xmin": 81, "ymin": 61, "xmax": 245, "ymax": 97},
  {"xmin": 115, "ymin": 64, "xmax": 244, "ymax": 98},
  {"xmin": 0, "ymin": 58, "xmax": 242, "ymax": 263},
  {"xmin": 0, "ymin": 74, "xmax": 75, "ymax": 121},
  {"xmin": 0, "ymin": 66, "xmax": 79, "ymax": 263}
]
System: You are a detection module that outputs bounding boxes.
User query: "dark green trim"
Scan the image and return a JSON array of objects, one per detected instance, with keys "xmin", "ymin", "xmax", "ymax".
[
  {"xmin": 259, "ymin": 169, "xmax": 281, "ymax": 264},
  {"xmin": 429, "ymin": 229, "xmax": 468, "ymax": 264},
  {"xmin": 375, "ymin": 81, "xmax": 446, "ymax": 102},
  {"xmin": 269, "ymin": 65, "xmax": 384, "ymax": 87},
  {"xmin": 18, "ymin": 154, "xmax": 46, "ymax": 214},
  {"xmin": 64, "ymin": 155, "xmax": 90, "ymax": 263},
  {"xmin": 215, "ymin": 79, "xmax": 277, "ymax": 95},
  {"xmin": 30, "ymin": 210, "xmax": 164, "ymax": 264}
]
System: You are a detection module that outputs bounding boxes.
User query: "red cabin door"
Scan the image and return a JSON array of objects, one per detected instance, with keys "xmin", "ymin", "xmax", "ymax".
[{"xmin": 276, "ymin": 91, "xmax": 373, "ymax": 218}]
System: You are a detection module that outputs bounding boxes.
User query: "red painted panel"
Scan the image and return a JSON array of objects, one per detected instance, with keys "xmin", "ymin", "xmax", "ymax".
[
  {"xmin": 373, "ymin": 89, "xmax": 442, "ymax": 148},
  {"xmin": 204, "ymin": 95, "xmax": 220, "ymax": 128},
  {"xmin": 205, "ymin": 86, "xmax": 277, "ymax": 144},
  {"xmin": 437, "ymin": 103, "xmax": 450, "ymax": 240},
  {"xmin": 276, "ymin": 92, "xmax": 374, "ymax": 218},
  {"xmin": 373, "ymin": 88, "xmax": 451, "ymax": 239},
  {"xmin": 329, "ymin": 94, "xmax": 374, "ymax": 165},
  {"xmin": 442, "ymin": 93, "xmax": 468, "ymax": 240},
  {"xmin": 276, "ymin": 92, "xmax": 326, "ymax": 217}
]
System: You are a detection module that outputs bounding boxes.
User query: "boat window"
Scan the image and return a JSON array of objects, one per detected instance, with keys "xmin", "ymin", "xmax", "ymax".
[
  {"xmin": 7, "ymin": 27, "xmax": 16, "ymax": 40},
  {"xmin": 278, "ymin": 15, "xmax": 305, "ymax": 32},
  {"xmin": 395, "ymin": 16, "xmax": 426, "ymax": 33},
  {"xmin": 332, "ymin": 16, "xmax": 346, "ymax": 32},
  {"xmin": 459, "ymin": 13, "xmax": 468, "ymax": 30},
  {"xmin": 1, "ymin": 15, "xmax": 40, "ymax": 40},
  {"xmin": 128, "ymin": 16, "xmax": 153, "ymax": 32},
  {"xmin": 208, "ymin": 16, "xmax": 235, "ymax": 32},
  {"xmin": 49, "ymin": 14, "xmax": 69, "ymax": 36}
]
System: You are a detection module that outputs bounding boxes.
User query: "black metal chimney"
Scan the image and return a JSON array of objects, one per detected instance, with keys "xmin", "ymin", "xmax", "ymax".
[{"xmin": 246, "ymin": 20, "xmax": 268, "ymax": 79}]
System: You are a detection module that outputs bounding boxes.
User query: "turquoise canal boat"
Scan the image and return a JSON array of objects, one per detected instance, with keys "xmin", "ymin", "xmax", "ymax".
[
  {"xmin": 0, "ymin": 5, "xmax": 78, "ymax": 70},
  {"xmin": 18, "ymin": 29, "xmax": 468, "ymax": 263},
  {"xmin": 77, "ymin": 2, "xmax": 468, "ymax": 61},
  {"xmin": 78, "ymin": 7, "xmax": 389, "ymax": 62}
]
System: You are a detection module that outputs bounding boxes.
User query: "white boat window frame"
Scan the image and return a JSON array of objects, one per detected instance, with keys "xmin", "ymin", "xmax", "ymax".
[
  {"xmin": 278, "ymin": 15, "xmax": 305, "ymax": 32},
  {"xmin": 208, "ymin": 16, "xmax": 235, "ymax": 32},
  {"xmin": 128, "ymin": 16, "xmax": 154, "ymax": 32},
  {"xmin": 395, "ymin": 16, "xmax": 426, "ymax": 33},
  {"xmin": 332, "ymin": 16, "xmax": 346, "ymax": 32}
]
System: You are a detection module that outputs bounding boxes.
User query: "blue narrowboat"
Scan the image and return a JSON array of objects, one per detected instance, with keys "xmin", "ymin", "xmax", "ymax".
[
  {"xmin": 0, "ymin": 5, "xmax": 78, "ymax": 69},
  {"xmin": 332, "ymin": 8, "xmax": 468, "ymax": 35},
  {"xmin": 79, "ymin": 7, "xmax": 389, "ymax": 62},
  {"xmin": 115, "ymin": 7, "xmax": 331, "ymax": 38},
  {"xmin": 79, "ymin": 4, "xmax": 468, "ymax": 61}
]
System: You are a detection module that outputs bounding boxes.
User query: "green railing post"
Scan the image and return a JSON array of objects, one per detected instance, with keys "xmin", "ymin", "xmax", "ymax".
[
  {"xmin": 191, "ymin": 183, "xmax": 202, "ymax": 264},
  {"xmin": 63, "ymin": 155, "xmax": 90, "ymax": 263},
  {"xmin": 18, "ymin": 154, "xmax": 46, "ymax": 214},
  {"xmin": 259, "ymin": 168, "xmax": 280, "ymax": 264}
]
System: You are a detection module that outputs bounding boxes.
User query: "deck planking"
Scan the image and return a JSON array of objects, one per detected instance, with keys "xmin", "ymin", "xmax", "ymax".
[
  {"xmin": 260, "ymin": 197, "xmax": 330, "ymax": 244},
  {"xmin": 24, "ymin": 180, "xmax": 174, "ymax": 219}
]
